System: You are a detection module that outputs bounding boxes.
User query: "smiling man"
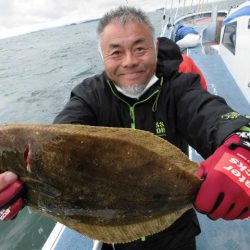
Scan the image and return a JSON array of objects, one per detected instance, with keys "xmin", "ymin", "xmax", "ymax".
[
  {"xmin": 1, "ymin": 5, "xmax": 249, "ymax": 250},
  {"xmin": 54, "ymin": 6, "xmax": 249, "ymax": 250},
  {"xmin": 98, "ymin": 16, "xmax": 158, "ymax": 98}
]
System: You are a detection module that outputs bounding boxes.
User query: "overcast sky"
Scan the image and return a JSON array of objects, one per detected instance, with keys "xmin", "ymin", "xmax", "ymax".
[
  {"xmin": 0, "ymin": 0, "xmax": 165, "ymax": 39},
  {"xmin": 0, "ymin": 0, "xmax": 225, "ymax": 39}
]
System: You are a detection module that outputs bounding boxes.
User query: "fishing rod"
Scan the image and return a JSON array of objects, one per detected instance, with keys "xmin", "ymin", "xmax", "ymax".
[
  {"xmin": 169, "ymin": 0, "xmax": 174, "ymax": 26},
  {"xmin": 173, "ymin": 0, "xmax": 181, "ymax": 22},
  {"xmin": 161, "ymin": 0, "xmax": 168, "ymax": 33}
]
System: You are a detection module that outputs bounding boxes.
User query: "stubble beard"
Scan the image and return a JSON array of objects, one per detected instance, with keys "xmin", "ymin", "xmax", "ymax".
[{"xmin": 119, "ymin": 82, "xmax": 146, "ymax": 97}]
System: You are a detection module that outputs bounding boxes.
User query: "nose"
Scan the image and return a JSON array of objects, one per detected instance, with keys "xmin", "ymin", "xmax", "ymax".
[{"xmin": 121, "ymin": 52, "xmax": 138, "ymax": 68}]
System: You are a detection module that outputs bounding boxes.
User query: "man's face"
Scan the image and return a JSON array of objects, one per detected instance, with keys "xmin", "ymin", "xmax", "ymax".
[{"xmin": 99, "ymin": 21, "xmax": 158, "ymax": 89}]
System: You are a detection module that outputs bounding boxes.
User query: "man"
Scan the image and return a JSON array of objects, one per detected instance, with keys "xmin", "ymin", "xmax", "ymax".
[{"xmin": 0, "ymin": 6, "xmax": 249, "ymax": 250}]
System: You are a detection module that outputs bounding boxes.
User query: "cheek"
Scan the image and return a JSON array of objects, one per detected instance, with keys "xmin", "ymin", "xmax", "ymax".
[
  {"xmin": 144, "ymin": 55, "xmax": 157, "ymax": 72},
  {"xmin": 104, "ymin": 60, "xmax": 119, "ymax": 75},
  {"xmin": 142, "ymin": 50, "xmax": 157, "ymax": 64},
  {"xmin": 104, "ymin": 60, "xmax": 120, "ymax": 78}
]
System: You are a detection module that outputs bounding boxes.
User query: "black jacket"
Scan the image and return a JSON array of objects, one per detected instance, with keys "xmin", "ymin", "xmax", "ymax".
[
  {"xmin": 54, "ymin": 37, "xmax": 249, "ymax": 158},
  {"xmin": 53, "ymin": 37, "xmax": 249, "ymax": 248}
]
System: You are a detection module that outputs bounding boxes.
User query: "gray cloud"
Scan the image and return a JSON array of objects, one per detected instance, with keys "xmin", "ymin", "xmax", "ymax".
[
  {"xmin": 0, "ymin": 0, "xmax": 166, "ymax": 39},
  {"xmin": 0, "ymin": 0, "xmax": 15, "ymax": 16}
]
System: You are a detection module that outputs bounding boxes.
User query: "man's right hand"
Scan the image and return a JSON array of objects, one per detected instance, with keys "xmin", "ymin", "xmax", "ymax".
[{"xmin": 0, "ymin": 172, "xmax": 24, "ymax": 221}]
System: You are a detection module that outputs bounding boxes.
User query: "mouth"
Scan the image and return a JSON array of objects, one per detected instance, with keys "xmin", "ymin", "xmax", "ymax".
[{"xmin": 119, "ymin": 71, "xmax": 144, "ymax": 80}]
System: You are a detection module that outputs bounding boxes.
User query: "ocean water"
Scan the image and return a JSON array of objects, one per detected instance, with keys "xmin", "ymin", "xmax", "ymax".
[
  {"xmin": 0, "ymin": 10, "xmax": 163, "ymax": 250},
  {"xmin": 0, "ymin": 21, "xmax": 102, "ymax": 124}
]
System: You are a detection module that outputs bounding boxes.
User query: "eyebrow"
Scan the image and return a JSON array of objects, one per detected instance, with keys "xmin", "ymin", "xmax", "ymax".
[{"xmin": 108, "ymin": 38, "xmax": 146, "ymax": 50}]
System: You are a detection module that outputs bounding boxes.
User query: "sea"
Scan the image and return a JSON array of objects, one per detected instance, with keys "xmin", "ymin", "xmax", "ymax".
[{"xmin": 0, "ymin": 1, "xmax": 248, "ymax": 249}]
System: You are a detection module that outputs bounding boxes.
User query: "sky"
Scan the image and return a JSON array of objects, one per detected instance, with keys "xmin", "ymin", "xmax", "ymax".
[
  {"xmin": 0, "ymin": 0, "xmax": 225, "ymax": 39},
  {"xmin": 0, "ymin": 0, "xmax": 164, "ymax": 39}
]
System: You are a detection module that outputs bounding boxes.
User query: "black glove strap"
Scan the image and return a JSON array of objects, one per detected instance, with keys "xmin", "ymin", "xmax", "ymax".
[
  {"xmin": 229, "ymin": 140, "xmax": 250, "ymax": 151},
  {"xmin": 229, "ymin": 130, "xmax": 250, "ymax": 151}
]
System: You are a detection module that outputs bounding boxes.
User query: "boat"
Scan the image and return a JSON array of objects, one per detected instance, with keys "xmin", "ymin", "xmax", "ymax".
[
  {"xmin": 219, "ymin": 1, "xmax": 250, "ymax": 103},
  {"xmin": 161, "ymin": 0, "xmax": 250, "ymax": 105}
]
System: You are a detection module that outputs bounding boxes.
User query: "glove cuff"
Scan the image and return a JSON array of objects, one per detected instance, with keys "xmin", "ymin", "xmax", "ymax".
[{"xmin": 225, "ymin": 126, "xmax": 250, "ymax": 152}]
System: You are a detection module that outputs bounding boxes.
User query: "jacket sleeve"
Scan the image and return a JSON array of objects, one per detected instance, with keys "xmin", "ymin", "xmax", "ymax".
[
  {"xmin": 53, "ymin": 84, "xmax": 97, "ymax": 125},
  {"xmin": 172, "ymin": 73, "xmax": 250, "ymax": 158}
]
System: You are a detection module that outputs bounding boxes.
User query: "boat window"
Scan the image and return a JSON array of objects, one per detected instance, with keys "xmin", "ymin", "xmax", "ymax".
[{"xmin": 222, "ymin": 21, "xmax": 237, "ymax": 55}]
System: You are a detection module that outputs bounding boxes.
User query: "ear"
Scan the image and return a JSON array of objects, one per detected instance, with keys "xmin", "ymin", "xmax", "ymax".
[
  {"xmin": 155, "ymin": 39, "xmax": 159, "ymax": 60},
  {"xmin": 155, "ymin": 39, "xmax": 159, "ymax": 55}
]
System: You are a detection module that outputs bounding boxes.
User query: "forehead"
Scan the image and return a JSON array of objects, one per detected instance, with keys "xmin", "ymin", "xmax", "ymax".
[{"xmin": 100, "ymin": 21, "xmax": 154, "ymax": 47}]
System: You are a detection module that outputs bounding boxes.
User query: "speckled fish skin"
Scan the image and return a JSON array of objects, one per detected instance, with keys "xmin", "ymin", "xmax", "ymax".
[{"xmin": 0, "ymin": 124, "xmax": 201, "ymax": 243}]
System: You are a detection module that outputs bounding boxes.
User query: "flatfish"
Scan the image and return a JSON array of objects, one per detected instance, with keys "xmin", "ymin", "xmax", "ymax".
[{"xmin": 0, "ymin": 124, "xmax": 201, "ymax": 243}]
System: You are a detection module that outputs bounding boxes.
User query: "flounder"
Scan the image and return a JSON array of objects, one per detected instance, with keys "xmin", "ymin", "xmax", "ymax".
[{"xmin": 0, "ymin": 124, "xmax": 201, "ymax": 243}]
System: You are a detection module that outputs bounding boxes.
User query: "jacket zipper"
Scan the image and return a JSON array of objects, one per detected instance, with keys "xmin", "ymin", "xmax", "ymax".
[
  {"xmin": 129, "ymin": 106, "xmax": 136, "ymax": 129},
  {"xmin": 107, "ymin": 79, "xmax": 163, "ymax": 129}
]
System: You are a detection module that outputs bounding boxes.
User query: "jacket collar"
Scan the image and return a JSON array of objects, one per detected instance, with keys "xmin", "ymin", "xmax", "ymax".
[
  {"xmin": 114, "ymin": 75, "xmax": 159, "ymax": 99},
  {"xmin": 105, "ymin": 75, "xmax": 163, "ymax": 105}
]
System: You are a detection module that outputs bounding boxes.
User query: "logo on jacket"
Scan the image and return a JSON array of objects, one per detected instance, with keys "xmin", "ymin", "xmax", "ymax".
[
  {"xmin": 155, "ymin": 121, "xmax": 166, "ymax": 137},
  {"xmin": 221, "ymin": 112, "xmax": 240, "ymax": 120}
]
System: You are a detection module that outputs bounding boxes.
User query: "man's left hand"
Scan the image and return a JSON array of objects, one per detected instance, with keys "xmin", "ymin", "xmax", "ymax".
[{"xmin": 194, "ymin": 134, "xmax": 250, "ymax": 220}]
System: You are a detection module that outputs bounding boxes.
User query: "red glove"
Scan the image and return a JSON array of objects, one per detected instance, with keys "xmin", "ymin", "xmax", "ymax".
[
  {"xmin": 194, "ymin": 134, "xmax": 250, "ymax": 220},
  {"xmin": 0, "ymin": 173, "xmax": 25, "ymax": 221}
]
